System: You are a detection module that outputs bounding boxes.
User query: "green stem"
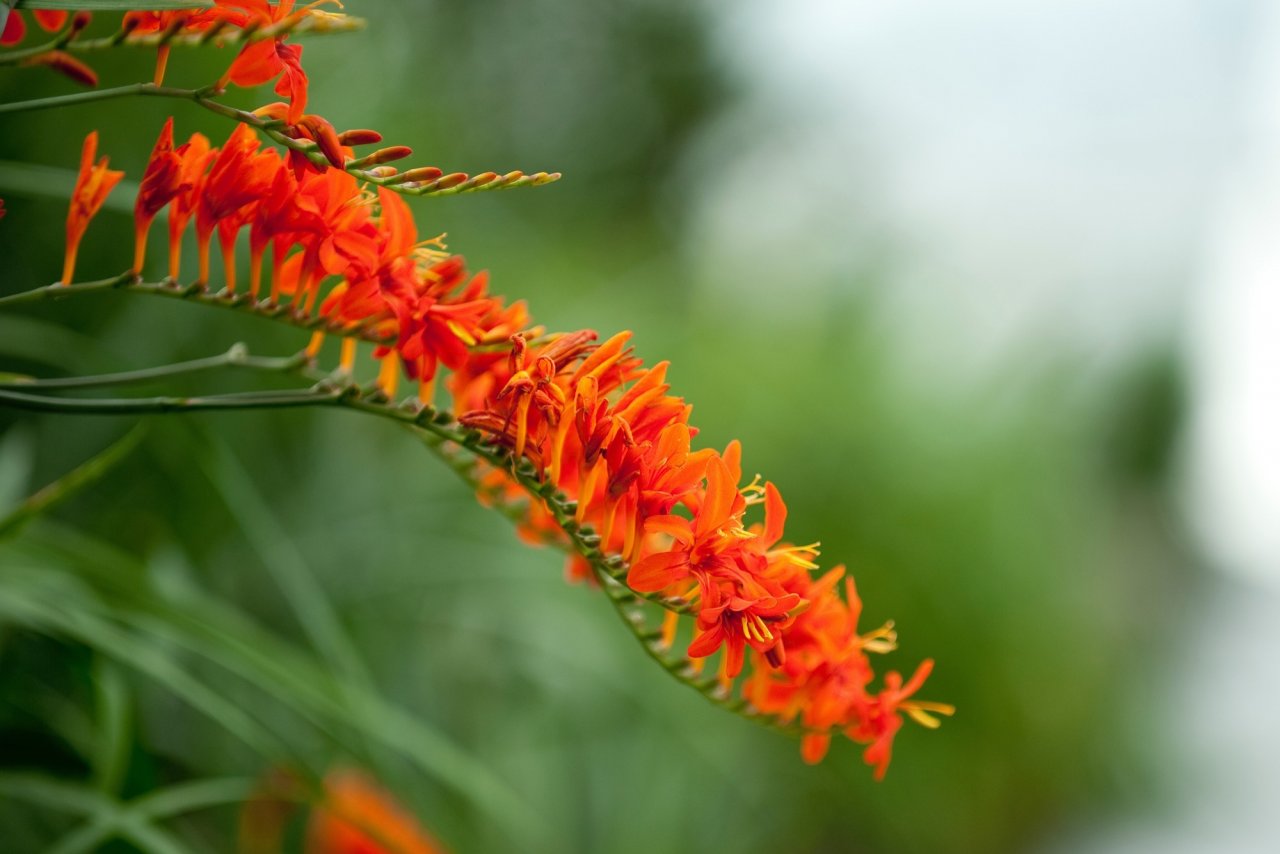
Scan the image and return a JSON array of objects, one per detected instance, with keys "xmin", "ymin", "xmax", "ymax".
[
  {"xmin": 0, "ymin": 275, "xmax": 395, "ymax": 345},
  {"xmin": 0, "ymin": 385, "xmax": 345, "ymax": 415},
  {"xmin": 0, "ymin": 84, "xmax": 559, "ymax": 197},
  {"xmin": 0, "ymin": 343, "xmax": 306, "ymax": 389},
  {"xmin": 0, "ymin": 424, "xmax": 146, "ymax": 539}
]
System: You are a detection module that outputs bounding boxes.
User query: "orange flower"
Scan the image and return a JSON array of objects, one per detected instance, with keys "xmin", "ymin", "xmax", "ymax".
[
  {"xmin": 217, "ymin": 0, "xmax": 322, "ymax": 124},
  {"xmin": 133, "ymin": 118, "xmax": 191, "ymax": 274},
  {"xmin": 166, "ymin": 132, "xmax": 217, "ymax": 281},
  {"xmin": 306, "ymin": 769, "xmax": 449, "ymax": 854},
  {"xmin": 194, "ymin": 123, "xmax": 278, "ymax": 286},
  {"xmin": 62, "ymin": 132, "xmax": 124, "ymax": 285}
]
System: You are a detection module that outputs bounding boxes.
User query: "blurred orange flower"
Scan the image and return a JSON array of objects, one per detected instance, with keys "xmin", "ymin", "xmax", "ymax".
[{"xmin": 306, "ymin": 769, "xmax": 449, "ymax": 854}]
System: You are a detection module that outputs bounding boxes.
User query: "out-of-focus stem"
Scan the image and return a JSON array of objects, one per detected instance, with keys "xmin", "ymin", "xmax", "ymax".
[{"xmin": 0, "ymin": 343, "xmax": 306, "ymax": 390}]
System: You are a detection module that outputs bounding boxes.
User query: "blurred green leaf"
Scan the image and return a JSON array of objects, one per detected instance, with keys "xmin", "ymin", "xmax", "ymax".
[
  {"xmin": 0, "ymin": 568, "xmax": 291, "ymax": 763},
  {"xmin": 0, "ymin": 424, "xmax": 34, "ymax": 516},
  {"xmin": 0, "ymin": 425, "xmax": 145, "ymax": 540},
  {"xmin": 1, "ymin": 525, "xmax": 551, "ymax": 847},
  {"xmin": 0, "ymin": 772, "xmax": 254, "ymax": 854},
  {"xmin": 91, "ymin": 657, "xmax": 131, "ymax": 796}
]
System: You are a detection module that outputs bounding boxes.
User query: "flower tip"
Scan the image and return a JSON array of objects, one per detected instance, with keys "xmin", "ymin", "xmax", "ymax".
[
  {"xmin": 368, "ymin": 145, "xmax": 413, "ymax": 165},
  {"xmin": 337, "ymin": 129, "xmax": 382, "ymax": 146}
]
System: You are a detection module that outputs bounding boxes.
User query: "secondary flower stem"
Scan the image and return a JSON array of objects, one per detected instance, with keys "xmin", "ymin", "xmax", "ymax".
[
  {"xmin": 0, "ymin": 275, "xmax": 396, "ymax": 345},
  {"xmin": 0, "ymin": 85, "xmax": 559, "ymax": 196},
  {"xmin": 0, "ymin": 343, "xmax": 307, "ymax": 390}
]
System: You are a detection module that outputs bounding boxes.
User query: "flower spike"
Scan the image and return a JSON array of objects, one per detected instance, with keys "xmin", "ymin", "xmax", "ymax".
[{"xmin": 48, "ymin": 120, "xmax": 951, "ymax": 778}]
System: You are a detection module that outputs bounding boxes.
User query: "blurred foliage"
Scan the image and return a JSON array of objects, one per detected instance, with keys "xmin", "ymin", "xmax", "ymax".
[{"xmin": 0, "ymin": 1, "xmax": 1191, "ymax": 852}]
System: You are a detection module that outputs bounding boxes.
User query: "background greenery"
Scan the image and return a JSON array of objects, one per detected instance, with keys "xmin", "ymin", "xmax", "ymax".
[{"xmin": 0, "ymin": 2, "xmax": 1198, "ymax": 852}]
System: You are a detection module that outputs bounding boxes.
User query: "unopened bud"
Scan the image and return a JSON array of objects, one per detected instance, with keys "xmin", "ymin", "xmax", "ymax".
[
  {"xmin": 298, "ymin": 115, "xmax": 345, "ymax": 168},
  {"xmin": 432, "ymin": 172, "xmax": 469, "ymax": 191},
  {"xmin": 367, "ymin": 146, "xmax": 412, "ymax": 165},
  {"xmin": 397, "ymin": 166, "xmax": 443, "ymax": 183},
  {"xmin": 338, "ymin": 129, "xmax": 382, "ymax": 146},
  {"xmin": 70, "ymin": 12, "xmax": 92, "ymax": 35}
]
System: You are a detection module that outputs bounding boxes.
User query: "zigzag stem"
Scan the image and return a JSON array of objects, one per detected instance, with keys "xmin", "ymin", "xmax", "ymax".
[
  {"xmin": 0, "ymin": 84, "xmax": 560, "ymax": 198},
  {"xmin": 0, "ymin": 9, "xmax": 363, "ymax": 66}
]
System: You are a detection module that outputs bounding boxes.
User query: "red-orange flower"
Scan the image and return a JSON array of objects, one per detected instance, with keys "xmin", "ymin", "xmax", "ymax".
[
  {"xmin": 62, "ymin": 131, "xmax": 124, "ymax": 285},
  {"xmin": 217, "ymin": 0, "xmax": 320, "ymax": 124},
  {"xmin": 194, "ymin": 123, "xmax": 278, "ymax": 286},
  {"xmin": 166, "ymin": 131, "xmax": 217, "ymax": 281},
  {"xmin": 133, "ymin": 118, "xmax": 191, "ymax": 274}
]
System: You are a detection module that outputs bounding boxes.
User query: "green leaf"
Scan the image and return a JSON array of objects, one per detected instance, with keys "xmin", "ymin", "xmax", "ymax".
[
  {"xmin": 0, "ymin": 425, "xmax": 146, "ymax": 539},
  {"xmin": 0, "ymin": 773, "xmax": 252, "ymax": 854},
  {"xmin": 195, "ymin": 430, "xmax": 374, "ymax": 692},
  {"xmin": 91, "ymin": 657, "xmax": 132, "ymax": 796},
  {"xmin": 0, "ymin": 425, "xmax": 34, "ymax": 517},
  {"xmin": 0, "ymin": 530, "xmax": 551, "ymax": 847},
  {"xmin": 0, "ymin": 570, "xmax": 292, "ymax": 764}
]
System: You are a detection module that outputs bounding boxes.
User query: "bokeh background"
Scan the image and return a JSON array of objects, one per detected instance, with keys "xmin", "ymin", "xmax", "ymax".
[{"xmin": 2, "ymin": 1, "xmax": 1277, "ymax": 851}]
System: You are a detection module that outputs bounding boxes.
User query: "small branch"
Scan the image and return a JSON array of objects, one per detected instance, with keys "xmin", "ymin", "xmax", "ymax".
[
  {"xmin": 0, "ymin": 275, "xmax": 396, "ymax": 346},
  {"xmin": 0, "ymin": 424, "xmax": 146, "ymax": 538},
  {"xmin": 0, "ymin": 82, "xmax": 154, "ymax": 115},
  {"xmin": 0, "ymin": 83, "xmax": 560, "ymax": 198},
  {"xmin": 0, "ymin": 385, "xmax": 345, "ymax": 415},
  {"xmin": 0, "ymin": 343, "xmax": 306, "ymax": 389}
]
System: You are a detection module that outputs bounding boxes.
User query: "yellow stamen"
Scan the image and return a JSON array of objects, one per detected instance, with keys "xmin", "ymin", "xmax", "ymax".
[
  {"xmin": 771, "ymin": 542, "xmax": 821, "ymax": 570},
  {"xmin": 446, "ymin": 320, "xmax": 477, "ymax": 346},
  {"xmin": 859, "ymin": 620, "xmax": 898, "ymax": 654},
  {"xmin": 305, "ymin": 331, "xmax": 325, "ymax": 359},
  {"xmin": 902, "ymin": 701, "xmax": 955, "ymax": 729}
]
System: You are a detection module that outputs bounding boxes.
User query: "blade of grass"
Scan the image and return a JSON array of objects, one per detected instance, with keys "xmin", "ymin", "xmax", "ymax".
[
  {"xmin": 2, "ymin": 529, "xmax": 550, "ymax": 846},
  {"xmin": 193, "ymin": 430, "xmax": 373, "ymax": 691},
  {"xmin": 0, "ymin": 571, "xmax": 291, "ymax": 765},
  {"xmin": 0, "ymin": 425, "xmax": 146, "ymax": 539}
]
